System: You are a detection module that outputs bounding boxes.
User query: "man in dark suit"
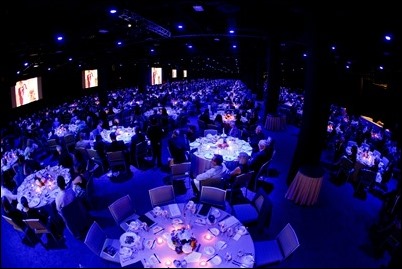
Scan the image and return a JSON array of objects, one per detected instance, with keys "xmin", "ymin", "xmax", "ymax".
[
  {"xmin": 107, "ymin": 132, "xmax": 129, "ymax": 173},
  {"xmin": 107, "ymin": 132, "xmax": 126, "ymax": 152},
  {"xmin": 130, "ymin": 126, "xmax": 146, "ymax": 166},
  {"xmin": 167, "ymin": 129, "xmax": 190, "ymax": 164}
]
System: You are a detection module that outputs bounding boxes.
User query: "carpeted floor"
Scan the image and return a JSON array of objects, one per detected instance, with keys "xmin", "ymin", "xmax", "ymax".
[{"xmin": 1, "ymin": 118, "xmax": 397, "ymax": 268}]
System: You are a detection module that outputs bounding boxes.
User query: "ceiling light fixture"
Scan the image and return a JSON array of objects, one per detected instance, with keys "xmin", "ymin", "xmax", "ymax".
[{"xmin": 193, "ymin": 5, "xmax": 204, "ymax": 12}]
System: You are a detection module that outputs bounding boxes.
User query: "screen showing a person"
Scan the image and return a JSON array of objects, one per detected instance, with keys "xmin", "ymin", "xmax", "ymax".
[
  {"xmin": 82, "ymin": 69, "xmax": 98, "ymax": 89},
  {"xmin": 183, "ymin": 70, "xmax": 187, "ymax": 78},
  {"xmin": 12, "ymin": 77, "xmax": 42, "ymax": 108},
  {"xmin": 151, "ymin": 67, "xmax": 162, "ymax": 85},
  {"xmin": 172, "ymin": 69, "xmax": 177, "ymax": 79}
]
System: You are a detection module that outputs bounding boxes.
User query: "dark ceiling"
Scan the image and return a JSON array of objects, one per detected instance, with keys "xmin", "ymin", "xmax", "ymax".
[{"xmin": 2, "ymin": 0, "xmax": 401, "ymax": 82}]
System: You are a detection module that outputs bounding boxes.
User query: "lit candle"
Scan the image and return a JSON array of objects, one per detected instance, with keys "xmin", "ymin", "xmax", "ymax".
[
  {"xmin": 204, "ymin": 233, "xmax": 212, "ymax": 240},
  {"xmin": 200, "ymin": 261, "xmax": 207, "ymax": 267},
  {"xmin": 165, "ymin": 260, "xmax": 172, "ymax": 266},
  {"xmin": 157, "ymin": 237, "xmax": 164, "ymax": 245}
]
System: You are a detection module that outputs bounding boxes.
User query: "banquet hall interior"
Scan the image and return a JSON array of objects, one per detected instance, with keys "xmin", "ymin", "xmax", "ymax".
[{"xmin": 1, "ymin": 0, "xmax": 401, "ymax": 268}]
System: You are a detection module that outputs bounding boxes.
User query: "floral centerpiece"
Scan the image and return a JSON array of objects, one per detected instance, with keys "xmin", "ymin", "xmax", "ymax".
[{"xmin": 170, "ymin": 227, "xmax": 197, "ymax": 254}]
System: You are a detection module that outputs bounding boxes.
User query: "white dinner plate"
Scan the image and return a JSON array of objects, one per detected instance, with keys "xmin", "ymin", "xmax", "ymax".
[
  {"xmin": 29, "ymin": 197, "xmax": 41, "ymax": 208},
  {"xmin": 119, "ymin": 246, "xmax": 132, "ymax": 257},
  {"xmin": 204, "ymin": 246, "xmax": 215, "ymax": 255},
  {"xmin": 241, "ymin": 255, "xmax": 255, "ymax": 266},
  {"xmin": 215, "ymin": 240, "xmax": 227, "ymax": 250},
  {"xmin": 209, "ymin": 228, "xmax": 220, "ymax": 236},
  {"xmin": 211, "ymin": 255, "xmax": 222, "ymax": 265},
  {"xmin": 120, "ymin": 232, "xmax": 139, "ymax": 247},
  {"xmin": 204, "ymin": 153, "xmax": 214, "ymax": 159}
]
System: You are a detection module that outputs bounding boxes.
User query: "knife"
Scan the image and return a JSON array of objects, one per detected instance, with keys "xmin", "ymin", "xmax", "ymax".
[
  {"xmin": 206, "ymin": 253, "xmax": 218, "ymax": 262},
  {"xmin": 153, "ymin": 253, "xmax": 161, "ymax": 263},
  {"xmin": 196, "ymin": 243, "xmax": 201, "ymax": 252}
]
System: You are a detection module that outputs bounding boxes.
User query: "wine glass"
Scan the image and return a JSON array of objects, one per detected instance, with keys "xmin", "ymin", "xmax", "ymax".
[{"xmin": 225, "ymin": 252, "xmax": 232, "ymax": 263}]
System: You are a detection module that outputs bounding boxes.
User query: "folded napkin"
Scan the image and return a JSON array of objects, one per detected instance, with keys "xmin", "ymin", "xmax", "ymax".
[
  {"xmin": 219, "ymin": 216, "xmax": 238, "ymax": 228},
  {"xmin": 184, "ymin": 251, "xmax": 202, "ymax": 263},
  {"xmin": 169, "ymin": 204, "xmax": 181, "ymax": 218}
]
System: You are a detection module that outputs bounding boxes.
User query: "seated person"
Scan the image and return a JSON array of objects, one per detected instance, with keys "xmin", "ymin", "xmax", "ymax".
[
  {"xmin": 75, "ymin": 132, "xmax": 91, "ymax": 149},
  {"xmin": 191, "ymin": 154, "xmax": 228, "ymax": 195},
  {"xmin": 249, "ymin": 125, "xmax": 266, "ymax": 153},
  {"xmin": 55, "ymin": 175, "xmax": 76, "ymax": 213},
  {"xmin": 226, "ymin": 152, "xmax": 251, "ymax": 183}
]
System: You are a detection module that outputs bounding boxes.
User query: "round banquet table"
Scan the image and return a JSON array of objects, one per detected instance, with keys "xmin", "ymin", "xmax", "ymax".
[
  {"xmin": 16, "ymin": 165, "xmax": 71, "ymax": 209},
  {"xmin": 189, "ymin": 135, "xmax": 253, "ymax": 177},
  {"xmin": 116, "ymin": 202, "xmax": 255, "ymax": 268},
  {"xmin": 101, "ymin": 127, "xmax": 135, "ymax": 144}
]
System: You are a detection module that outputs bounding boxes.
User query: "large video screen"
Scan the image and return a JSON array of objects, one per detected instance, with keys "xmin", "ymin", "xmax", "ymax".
[
  {"xmin": 82, "ymin": 69, "xmax": 98, "ymax": 89},
  {"xmin": 172, "ymin": 69, "xmax": 177, "ymax": 79},
  {"xmin": 11, "ymin": 77, "xmax": 42, "ymax": 108},
  {"xmin": 183, "ymin": 70, "xmax": 187, "ymax": 78},
  {"xmin": 151, "ymin": 67, "xmax": 162, "ymax": 85}
]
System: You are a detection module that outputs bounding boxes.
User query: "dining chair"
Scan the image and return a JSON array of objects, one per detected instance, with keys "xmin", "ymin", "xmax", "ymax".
[
  {"xmin": 63, "ymin": 134, "xmax": 77, "ymax": 153},
  {"xmin": 75, "ymin": 147, "xmax": 90, "ymax": 162},
  {"xmin": 170, "ymin": 161, "xmax": 191, "ymax": 190},
  {"xmin": 60, "ymin": 198, "xmax": 93, "ymax": 240},
  {"xmin": 226, "ymin": 171, "xmax": 254, "ymax": 204},
  {"xmin": 199, "ymin": 186, "xmax": 227, "ymax": 210},
  {"xmin": 23, "ymin": 218, "xmax": 60, "ymax": 250},
  {"xmin": 231, "ymin": 189, "xmax": 273, "ymax": 234},
  {"xmin": 252, "ymin": 159, "xmax": 273, "ymax": 192},
  {"xmin": 86, "ymin": 148, "xmax": 106, "ymax": 173},
  {"xmin": 133, "ymin": 141, "xmax": 149, "ymax": 169},
  {"xmin": 108, "ymin": 194, "xmax": 138, "ymax": 231},
  {"xmin": 254, "ymin": 223, "xmax": 300, "ymax": 267},
  {"xmin": 46, "ymin": 138, "xmax": 59, "ymax": 155},
  {"xmin": 84, "ymin": 221, "xmax": 120, "ymax": 263},
  {"xmin": 106, "ymin": 150, "xmax": 128, "ymax": 173},
  {"xmin": 204, "ymin": 129, "xmax": 218, "ymax": 136},
  {"xmin": 347, "ymin": 140, "xmax": 358, "ymax": 148},
  {"xmin": 2, "ymin": 215, "xmax": 29, "ymax": 242},
  {"xmin": 355, "ymin": 168, "xmax": 377, "ymax": 194},
  {"xmin": 336, "ymin": 155, "xmax": 355, "ymax": 182},
  {"xmin": 149, "ymin": 185, "xmax": 176, "ymax": 207}
]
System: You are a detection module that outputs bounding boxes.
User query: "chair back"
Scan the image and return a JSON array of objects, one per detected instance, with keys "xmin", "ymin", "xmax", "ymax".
[
  {"xmin": 228, "ymin": 171, "xmax": 254, "ymax": 203},
  {"xmin": 149, "ymin": 185, "xmax": 176, "ymax": 207},
  {"xmin": 134, "ymin": 141, "xmax": 149, "ymax": 168},
  {"xmin": 63, "ymin": 134, "xmax": 76, "ymax": 152},
  {"xmin": 200, "ymin": 186, "xmax": 226, "ymax": 209},
  {"xmin": 47, "ymin": 139, "xmax": 58, "ymax": 153},
  {"xmin": 106, "ymin": 151, "xmax": 127, "ymax": 172},
  {"xmin": 2, "ymin": 215, "xmax": 24, "ymax": 232},
  {"xmin": 23, "ymin": 218, "xmax": 50, "ymax": 234},
  {"xmin": 87, "ymin": 148, "xmax": 101, "ymax": 161},
  {"xmin": 347, "ymin": 140, "xmax": 358, "ymax": 148},
  {"xmin": 204, "ymin": 129, "xmax": 218, "ymax": 136},
  {"xmin": 199, "ymin": 177, "xmax": 225, "ymax": 190},
  {"xmin": 171, "ymin": 162, "xmax": 191, "ymax": 177},
  {"xmin": 60, "ymin": 198, "xmax": 93, "ymax": 239},
  {"xmin": 75, "ymin": 147, "xmax": 90, "ymax": 161},
  {"xmin": 337, "ymin": 156, "xmax": 354, "ymax": 181},
  {"xmin": 84, "ymin": 221, "xmax": 107, "ymax": 256},
  {"xmin": 357, "ymin": 168, "xmax": 376, "ymax": 190},
  {"xmin": 253, "ymin": 160, "xmax": 272, "ymax": 191},
  {"xmin": 108, "ymin": 195, "xmax": 136, "ymax": 224},
  {"xmin": 276, "ymin": 223, "xmax": 300, "ymax": 259}
]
